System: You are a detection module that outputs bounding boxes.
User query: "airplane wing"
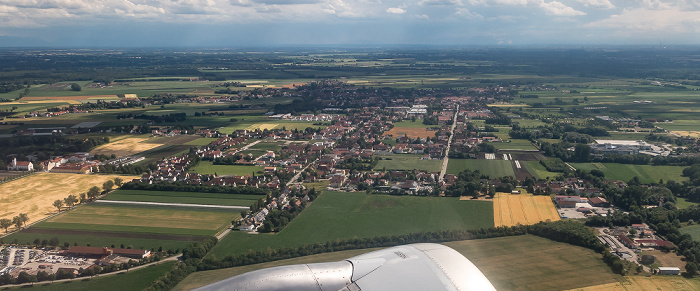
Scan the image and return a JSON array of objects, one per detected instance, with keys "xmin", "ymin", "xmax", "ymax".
[{"xmin": 195, "ymin": 243, "xmax": 496, "ymax": 291}]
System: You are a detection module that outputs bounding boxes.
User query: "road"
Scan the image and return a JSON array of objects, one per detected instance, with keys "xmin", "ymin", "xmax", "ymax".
[
  {"xmin": 439, "ymin": 104, "xmax": 459, "ymax": 183},
  {"xmin": 95, "ymin": 200, "xmax": 249, "ymax": 210},
  {"xmin": 286, "ymin": 158, "xmax": 318, "ymax": 186}
]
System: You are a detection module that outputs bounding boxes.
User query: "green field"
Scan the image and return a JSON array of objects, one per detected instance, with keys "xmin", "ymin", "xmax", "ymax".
[
  {"xmin": 15, "ymin": 261, "xmax": 176, "ymax": 291},
  {"xmin": 189, "ymin": 161, "xmax": 265, "ymax": 176},
  {"xmin": 209, "ymin": 191, "xmax": 493, "ymax": 257},
  {"xmin": 247, "ymin": 141, "xmax": 283, "ymax": 152},
  {"xmin": 1, "ymin": 232, "xmax": 190, "ymax": 253},
  {"xmin": 101, "ymin": 190, "xmax": 263, "ymax": 207},
  {"xmin": 180, "ymin": 235, "xmax": 619, "ymax": 291},
  {"xmin": 491, "ymin": 139, "xmax": 538, "ymax": 151},
  {"xmin": 38, "ymin": 204, "xmax": 236, "ymax": 236},
  {"xmin": 569, "ymin": 163, "xmax": 687, "ymax": 184},
  {"xmin": 676, "ymin": 198, "xmax": 699, "ymax": 210},
  {"xmin": 185, "ymin": 137, "xmax": 218, "ymax": 146},
  {"xmin": 523, "ymin": 160, "xmax": 560, "ymax": 180},
  {"xmin": 374, "ymin": 155, "xmax": 443, "ymax": 172},
  {"xmin": 446, "ymin": 159, "xmax": 515, "ymax": 178},
  {"xmin": 680, "ymin": 225, "xmax": 700, "ymax": 241}
]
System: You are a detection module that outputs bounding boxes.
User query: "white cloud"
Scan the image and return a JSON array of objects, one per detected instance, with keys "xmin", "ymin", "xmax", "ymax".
[
  {"xmin": 419, "ymin": 0, "xmax": 463, "ymax": 6},
  {"xmin": 638, "ymin": 0, "xmax": 672, "ymax": 9},
  {"xmin": 586, "ymin": 7, "xmax": 700, "ymax": 33},
  {"xmin": 468, "ymin": 0, "xmax": 528, "ymax": 5},
  {"xmin": 387, "ymin": 7, "xmax": 406, "ymax": 14},
  {"xmin": 539, "ymin": 1, "xmax": 586, "ymax": 15},
  {"xmin": 455, "ymin": 7, "xmax": 482, "ymax": 18},
  {"xmin": 576, "ymin": 0, "xmax": 614, "ymax": 9}
]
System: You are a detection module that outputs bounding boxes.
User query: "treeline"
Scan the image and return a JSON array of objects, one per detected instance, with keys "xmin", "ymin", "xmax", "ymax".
[
  {"xmin": 97, "ymin": 163, "xmax": 156, "ymax": 175},
  {"xmin": 0, "ymin": 136, "xmax": 109, "ymax": 159},
  {"xmin": 146, "ymin": 237, "xmax": 217, "ymax": 291},
  {"xmin": 116, "ymin": 113, "xmax": 186, "ymax": 123},
  {"xmin": 0, "ymin": 83, "xmax": 26, "ymax": 94},
  {"xmin": 121, "ymin": 181, "xmax": 268, "ymax": 195}
]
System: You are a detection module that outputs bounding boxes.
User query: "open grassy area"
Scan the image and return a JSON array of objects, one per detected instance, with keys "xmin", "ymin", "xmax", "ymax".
[
  {"xmin": 101, "ymin": 190, "xmax": 262, "ymax": 207},
  {"xmin": 0, "ymin": 173, "xmax": 137, "ymax": 229},
  {"xmin": 39, "ymin": 204, "xmax": 236, "ymax": 236},
  {"xmin": 374, "ymin": 155, "xmax": 442, "ymax": 172},
  {"xmin": 185, "ymin": 137, "xmax": 218, "ymax": 146},
  {"xmin": 680, "ymin": 224, "xmax": 700, "ymax": 241},
  {"xmin": 569, "ymin": 163, "xmax": 687, "ymax": 184},
  {"xmin": 180, "ymin": 235, "xmax": 619, "ymax": 291},
  {"xmin": 383, "ymin": 126, "xmax": 435, "ymax": 139},
  {"xmin": 446, "ymin": 159, "xmax": 515, "ymax": 178},
  {"xmin": 523, "ymin": 160, "xmax": 560, "ymax": 180},
  {"xmin": 247, "ymin": 141, "xmax": 283, "ymax": 152},
  {"xmin": 209, "ymin": 191, "xmax": 493, "ymax": 257},
  {"xmin": 676, "ymin": 198, "xmax": 699, "ymax": 210},
  {"xmin": 1, "ymin": 232, "xmax": 191, "ymax": 252},
  {"xmin": 10, "ymin": 261, "xmax": 177, "ymax": 291},
  {"xmin": 491, "ymin": 139, "xmax": 538, "ymax": 151},
  {"xmin": 188, "ymin": 161, "xmax": 265, "ymax": 176}
]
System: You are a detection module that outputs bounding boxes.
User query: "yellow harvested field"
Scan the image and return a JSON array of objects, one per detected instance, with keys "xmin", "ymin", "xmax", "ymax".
[
  {"xmin": 245, "ymin": 123, "xmax": 279, "ymax": 131},
  {"xmin": 90, "ymin": 137, "xmax": 162, "ymax": 156},
  {"xmin": 493, "ymin": 193, "xmax": 560, "ymax": 227},
  {"xmin": 0, "ymin": 173, "xmax": 137, "ymax": 230},
  {"xmin": 570, "ymin": 276, "xmax": 700, "ymax": 291},
  {"xmin": 672, "ymin": 131, "xmax": 700, "ymax": 138}
]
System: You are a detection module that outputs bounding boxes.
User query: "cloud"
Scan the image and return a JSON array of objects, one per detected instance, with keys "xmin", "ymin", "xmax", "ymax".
[
  {"xmin": 576, "ymin": 0, "xmax": 614, "ymax": 9},
  {"xmin": 387, "ymin": 7, "xmax": 406, "ymax": 14},
  {"xmin": 539, "ymin": 1, "xmax": 586, "ymax": 15},
  {"xmin": 455, "ymin": 7, "xmax": 482, "ymax": 18},
  {"xmin": 419, "ymin": 0, "xmax": 463, "ymax": 6},
  {"xmin": 586, "ymin": 7, "xmax": 700, "ymax": 33},
  {"xmin": 468, "ymin": 0, "xmax": 528, "ymax": 5}
]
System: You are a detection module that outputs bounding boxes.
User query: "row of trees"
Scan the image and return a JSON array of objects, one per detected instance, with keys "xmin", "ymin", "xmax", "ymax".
[{"xmin": 0, "ymin": 213, "xmax": 28, "ymax": 233}]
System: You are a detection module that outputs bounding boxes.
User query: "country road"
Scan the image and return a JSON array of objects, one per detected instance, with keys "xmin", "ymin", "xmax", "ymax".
[{"xmin": 439, "ymin": 104, "xmax": 459, "ymax": 183}]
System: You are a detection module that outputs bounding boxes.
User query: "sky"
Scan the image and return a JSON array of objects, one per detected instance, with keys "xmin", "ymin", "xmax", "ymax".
[{"xmin": 1, "ymin": 0, "xmax": 700, "ymax": 47}]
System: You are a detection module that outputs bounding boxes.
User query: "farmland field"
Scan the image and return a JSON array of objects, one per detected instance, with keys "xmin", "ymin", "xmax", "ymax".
[
  {"xmin": 575, "ymin": 276, "xmax": 700, "ymax": 291},
  {"xmin": 90, "ymin": 136, "xmax": 162, "ymax": 156},
  {"xmin": 374, "ymin": 155, "xmax": 442, "ymax": 172},
  {"xmin": 680, "ymin": 225, "xmax": 700, "ymax": 241},
  {"xmin": 383, "ymin": 126, "xmax": 436, "ymax": 139},
  {"xmin": 0, "ymin": 173, "xmax": 137, "ymax": 228},
  {"xmin": 569, "ymin": 163, "xmax": 687, "ymax": 184},
  {"xmin": 491, "ymin": 139, "xmax": 538, "ymax": 151},
  {"xmin": 39, "ymin": 204, "xmax": 236, "ymax": 236},
  {"xmin": 446, "ymin": 159, "xmax": 515, "ymax": 178},
  {"xmin": 188, "ymin": 161, "xmax": 265, "ymax": 176},
  {"xmin": 392, "ymin": 120, "xmax": 434, "ymax": 128},
  {"xmin": 180, "ymin": 235, "xmax": 619, "ymax": 291},
  {"xmin": 492, "ymin": 193, "xmax": 560, "ymax": 227},
  {"xmin": 209, "ymin": 191, "xmax": 493, "ymax": 256},
  {"xmin": 100, "ymin": 189, "xmax": 263, "ymax": 207},
  {"xmin": 523, "ymin": 160, "xmax": 560, "ymax": 180}
]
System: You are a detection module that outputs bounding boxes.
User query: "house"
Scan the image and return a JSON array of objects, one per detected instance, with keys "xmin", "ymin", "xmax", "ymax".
[
  {"xmin": 588, "ymin": 197, "xmax": 609, "ymax": 207},
  {"xmin": 7, "ymin": 158, "xmax": 33, "ymax": 171},
  {"xmin": 617, "ymin": 235, "xmax": 638, "ymax": 249},
  {"xmin": 631, "ymin": 224, "xmax": 649, "ymax": 231}
]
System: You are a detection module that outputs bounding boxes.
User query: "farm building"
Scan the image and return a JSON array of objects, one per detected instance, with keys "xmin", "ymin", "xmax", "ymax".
[{"xmin": 656, "ymin": 267, "xmax": 681, "ymax": 275}]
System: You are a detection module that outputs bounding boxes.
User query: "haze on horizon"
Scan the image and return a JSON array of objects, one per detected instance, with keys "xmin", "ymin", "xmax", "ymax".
[{"xmin": 1, "ymin": 0, "xmax": 699, "ymax": 47}]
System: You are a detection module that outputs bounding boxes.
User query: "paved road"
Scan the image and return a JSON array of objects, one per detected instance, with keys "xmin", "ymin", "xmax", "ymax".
[
  {"xmin": 439, "ymin": 104, "xmax": 459, "ymax": 183},
  {"xmin": 95, "ymin": 200, "xmax": 249, "ymax": 210},
  {"xmin": 286, "ymin": 158, "xmax": 318, "ymax": 186}
]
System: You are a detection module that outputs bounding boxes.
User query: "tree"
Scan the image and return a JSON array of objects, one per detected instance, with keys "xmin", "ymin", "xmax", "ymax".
[
  {"xmin": 53, "ymin": 199, "xmax": 64, "ymax": 212},
  {"xmin": 103, "ymin": 180, "xmax": 114, "ymax": 192},
  {"xmin": 0, "ymin": 218, "xmax": 11, "ymax": 232},
  {"xmin": 114, "ymin": 177, "xmax": 123, "ymax": 187},
  {"xmin": 13, "ymin": 213, "xmax": 28, "ymax": 229},
  {"xmin": 64, "ymin": 194, "xmax": 78, "ymax": 208},
  {"xmin": 87, "ymin": 186, "xmax": 101, "ymax": 200},
  {"xmin": 79, "ymin": 192, "xmax": 87, "ymax": 203},
  {"xmin": 70, "ymin": 83, "xmax": 82, "ymax": 91}
]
